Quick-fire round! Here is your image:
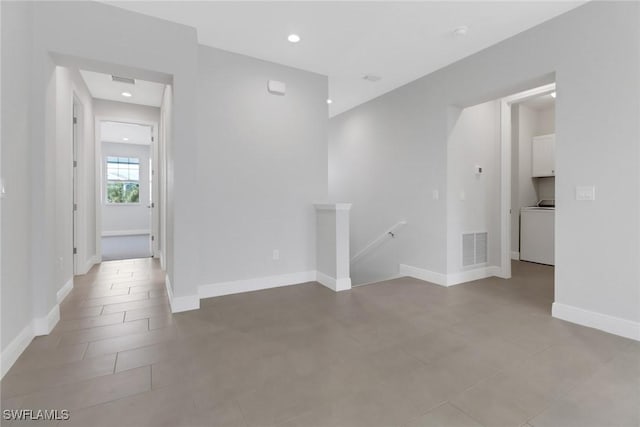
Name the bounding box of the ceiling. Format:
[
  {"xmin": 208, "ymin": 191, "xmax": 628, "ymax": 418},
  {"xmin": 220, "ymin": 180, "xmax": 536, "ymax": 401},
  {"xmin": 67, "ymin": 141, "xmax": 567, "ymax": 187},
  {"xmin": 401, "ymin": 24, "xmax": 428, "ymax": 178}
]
[
  {"xmin": 80, "ymin": 69, "xmax": 165, "ymax": 108},
  {"xmin": 105, "ymin": 1, "xmax": 585, "ymax": 116},
  {"xmin": 101, "ymin": 121, "xmax": 153, "ymax": 145},
  {"xmin": 520, "ymin": 93, "xmax": 556, "ymax": 111}
]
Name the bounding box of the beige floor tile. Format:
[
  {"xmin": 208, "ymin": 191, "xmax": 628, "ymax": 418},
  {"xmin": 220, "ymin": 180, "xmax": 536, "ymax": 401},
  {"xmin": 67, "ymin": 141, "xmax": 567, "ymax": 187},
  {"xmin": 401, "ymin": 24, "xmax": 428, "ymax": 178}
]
[
  {"xmin": 404, "ymin": 403, "xmax": 484, "ymax": 427},
  {"xmin": 53, "ymin": 311, "xmax": 125, "ymax": 333},
  {"xmin": 4, "ymin": 259, "xmax": 636, "ymax": 427},
  {"xmin": 57, "ymin": 318, "xmax": 148, "ymax": 345},
  {"xmin": 8, "ymin": 366, "xmax": 150, "ymax": 412},
  {"xmin": 1, "ymin": 354, "xmax": 117, "ymax": 398}
]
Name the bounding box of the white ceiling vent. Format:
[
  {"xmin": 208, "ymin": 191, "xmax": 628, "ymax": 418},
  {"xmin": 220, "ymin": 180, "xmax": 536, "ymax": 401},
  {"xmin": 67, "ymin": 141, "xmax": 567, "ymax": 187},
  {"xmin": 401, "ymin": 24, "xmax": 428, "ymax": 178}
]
[
  {"xmin": 462, "ymin": 232, "xmax": 488, "ymax": 267},
  {"xmin": 112, "ymin": 75, "xmax": 135, "ymax": 85},
  {"xmin": 362, "ymin": 74, "xmax": 382, "ymax": 82}
]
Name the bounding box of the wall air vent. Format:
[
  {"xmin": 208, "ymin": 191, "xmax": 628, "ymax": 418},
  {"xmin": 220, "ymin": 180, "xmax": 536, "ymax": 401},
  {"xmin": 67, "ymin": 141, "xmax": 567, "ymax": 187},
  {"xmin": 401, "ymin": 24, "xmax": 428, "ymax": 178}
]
[
  {"xmin": 462, "ymin": 232, "xmax": 488, "ymax": 267},
  {"xmin": 362, "ymin": 74, "xmax": 382, "ymax": 82},
  {"xmin": 112, "ymin": 75, "xmax": 135, "ymax": 85}
]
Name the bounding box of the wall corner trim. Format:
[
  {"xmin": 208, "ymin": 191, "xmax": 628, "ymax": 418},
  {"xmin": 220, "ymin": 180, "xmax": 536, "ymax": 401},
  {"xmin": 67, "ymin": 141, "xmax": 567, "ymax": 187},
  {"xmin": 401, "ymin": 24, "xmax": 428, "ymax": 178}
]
[
  {"xmin": 552, "ymin": 302, "xmax": 640, "ymax": 341},
  {"xmin": 510, "ymin": 251, "xmax": 520, "ymax": 261},
  {"xmin": 165, "ymin": 274, "xmax": 200, "ymax": 313},
  {"xmin": 2, "ymin": 303, "xmax": 62, "ymax": 378},
  {"xmin": 399, "ymin": 264, "xmax": 500, "ymax": 287},
  {"xmin": 399, "ymin": 264, "xmax": 448, "ymax": 286},
  {"xmin": 32, "ymin": 305, "xmax": 61, "ymax": 336},
  {"xmin": 57, "ymin": 278, "xmax": 74, "ymax": 303},
  {"xmin": 316, "ymin": 271, "xmax": 351, "ymax": 292},
  {"xmin": 1, "ymin": 323, "xmax": 34, "ymax": 379}
]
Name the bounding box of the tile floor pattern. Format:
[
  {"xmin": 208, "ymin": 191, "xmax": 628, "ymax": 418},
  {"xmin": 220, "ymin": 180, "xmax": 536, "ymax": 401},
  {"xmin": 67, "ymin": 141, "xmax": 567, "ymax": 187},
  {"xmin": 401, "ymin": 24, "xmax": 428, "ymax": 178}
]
[{"xmin": 1, "ymin": 259, "xmax": 639, "ymax": 427}]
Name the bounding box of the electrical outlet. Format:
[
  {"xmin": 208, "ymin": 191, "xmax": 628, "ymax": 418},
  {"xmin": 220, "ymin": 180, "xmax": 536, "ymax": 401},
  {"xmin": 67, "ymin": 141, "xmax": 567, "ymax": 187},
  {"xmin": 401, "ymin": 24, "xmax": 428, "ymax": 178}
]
[{"xmin": 272, "ymin": 250, "xmax": 279, "ymax": 261}]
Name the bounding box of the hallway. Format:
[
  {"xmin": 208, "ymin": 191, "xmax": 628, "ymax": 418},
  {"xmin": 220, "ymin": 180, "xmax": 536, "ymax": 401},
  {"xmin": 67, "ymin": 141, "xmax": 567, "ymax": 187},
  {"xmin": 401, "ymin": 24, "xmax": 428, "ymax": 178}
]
[{"xmin": 1, "ymin": 260, "xmax": 638, "ymax": 426}]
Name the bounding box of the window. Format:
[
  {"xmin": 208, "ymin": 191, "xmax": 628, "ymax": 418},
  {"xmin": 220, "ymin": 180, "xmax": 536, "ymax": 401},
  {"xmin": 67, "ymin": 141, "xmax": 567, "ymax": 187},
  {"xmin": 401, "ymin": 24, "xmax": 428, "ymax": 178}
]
[{"xmin": 106, "ymin": 156, "xmax": 140, "ymax": 203}]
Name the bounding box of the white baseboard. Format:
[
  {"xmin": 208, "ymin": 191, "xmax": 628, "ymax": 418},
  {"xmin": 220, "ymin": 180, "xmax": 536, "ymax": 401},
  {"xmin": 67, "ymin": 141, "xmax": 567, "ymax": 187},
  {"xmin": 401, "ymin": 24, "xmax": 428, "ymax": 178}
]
[
  {"xmin": 57, "ymin": 278, "xmax": 74, "ymax": 303},
  {"xmin": 102, "ymin": 230, "xmax": 150, "ymax": 237},
  {"xmin": 399, "ymin": 264, "xmax": 500, "ymax": 287},
  {"xmin": 32, "ymin": 304, "xmax": 60, "ymax": 336},
  {"xmin": 399, "ymin": 264, "xmax": 447, "ymax": 286},
  {"xmin": 1, "ymin": 322, "xmax": 34, "ymax": 378},
  {"xmin": 316, "ymin": 272, "xmax": 351, "ymax": 292},
  {"xmin": 552, "ymin": 302, "xmax": 640, "ymax": 341},
  {"xmin": 81, "ymin": 254, "xmax": 99, "ymax": 275},
  {"xmin": 447, "ymin": 266, "xmax": 501, "ymax": 286},
  {"xmin": 165, "ymin": 274, "xmax": 200, "ymax": 313},
  {"xmin": 199, "ymin": 271, "xmax": 317, "ymax": 299},
  {"xmin": 511, "ymin": 251, "xmax": 520, "ymax": 260},
  {"xmin": 1, "ymin": 302, "xmax": 63, "ymax": 378}
]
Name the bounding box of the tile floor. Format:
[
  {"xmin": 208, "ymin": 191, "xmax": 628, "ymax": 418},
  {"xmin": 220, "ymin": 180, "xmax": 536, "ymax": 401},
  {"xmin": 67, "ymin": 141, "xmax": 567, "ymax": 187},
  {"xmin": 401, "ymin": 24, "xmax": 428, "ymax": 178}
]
[{"xmin": 1, "ymin": 259, "xmax": 638, "ymax": 427}]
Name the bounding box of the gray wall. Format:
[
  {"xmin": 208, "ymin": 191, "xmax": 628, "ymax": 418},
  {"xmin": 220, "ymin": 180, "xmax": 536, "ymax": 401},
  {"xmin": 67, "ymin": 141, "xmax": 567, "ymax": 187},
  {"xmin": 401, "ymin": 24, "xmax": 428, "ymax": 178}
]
[
  {"xmin": 196, "ymin": 46, "xmax": 328, "ymax": 285},
  {"xmin": 330, "ymin": 1, "xmax": 640, "ymax": 324}
]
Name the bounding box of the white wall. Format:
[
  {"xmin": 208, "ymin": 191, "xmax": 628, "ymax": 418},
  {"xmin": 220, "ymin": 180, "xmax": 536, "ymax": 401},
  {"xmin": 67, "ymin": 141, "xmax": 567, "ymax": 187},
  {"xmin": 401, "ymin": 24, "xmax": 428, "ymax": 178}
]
[
  {"xmin": 330, "ymin": 2, "xmax": 640, "ymax": 335},
  {"xmin": 1, "ymin": 1, "xmax": 33, "ymax": 354},
  {"xmin": 446, "ymin": 101, "xmax": 501, "ymax": 274},
  {"xmin": 196, "ymin": 46, "xmax": 328, "ymax": 287},
  {"xmin": 28, "ymin": 1, "xmax": 199, "ymax": 305},
  {"xmin": 101, "ymin": 142, "xmax": 151, "ymax": 234},
  {"xmin": 55, "ymin": 66, "xmax": 96, "ymax": 284},
  {"xmin": 93, "ymin": 99, "xmax": 160, "ymax": 126},
  {"xmin": 511, "ymin": 104, "xmax": 542, "ymax": 253},
  {"xmin": 159, "ymin": 86, "xmax": 172, "ymax": 273}
]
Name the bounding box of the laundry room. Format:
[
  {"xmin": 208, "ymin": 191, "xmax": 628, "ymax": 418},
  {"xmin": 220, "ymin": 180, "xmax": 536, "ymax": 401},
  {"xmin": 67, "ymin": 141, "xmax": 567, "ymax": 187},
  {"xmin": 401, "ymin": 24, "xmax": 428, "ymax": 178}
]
[{"xmin": 511, "ymin": 90, "xmax": 556, "ymax": 266}]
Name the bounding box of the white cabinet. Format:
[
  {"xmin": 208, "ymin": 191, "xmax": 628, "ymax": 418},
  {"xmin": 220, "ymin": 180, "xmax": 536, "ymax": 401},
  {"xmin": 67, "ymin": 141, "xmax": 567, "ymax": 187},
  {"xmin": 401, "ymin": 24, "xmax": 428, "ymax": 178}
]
[{"xmin": 532, "ymin": 134, "xmax": 555, "ymax": 177}]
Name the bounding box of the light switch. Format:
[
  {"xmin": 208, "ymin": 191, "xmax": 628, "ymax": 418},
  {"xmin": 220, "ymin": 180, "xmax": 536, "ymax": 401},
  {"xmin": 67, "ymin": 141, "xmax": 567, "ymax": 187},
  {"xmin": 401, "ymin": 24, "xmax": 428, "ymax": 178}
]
[
  {"xmin": 576, "ymin": 186, "xmax": 595, "ymax": 201},
  {"xmin": 460, "ymin": 191, "xmax": 466, "ymax": 201},
  {"xmin": 432, "ymin": 190, "xmax": 439, "ymax": 200}
]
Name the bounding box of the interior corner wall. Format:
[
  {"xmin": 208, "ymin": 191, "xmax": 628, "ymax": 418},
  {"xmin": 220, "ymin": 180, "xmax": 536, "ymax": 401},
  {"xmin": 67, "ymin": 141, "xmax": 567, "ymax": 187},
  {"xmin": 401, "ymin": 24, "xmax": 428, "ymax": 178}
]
[
  {"xmin": 196, "ymin": 46, "xmax": 328, "ymax": 287},
  {"xmin": 446, "ymin": 100, "xmax": 501, "ymax": 274},
  {"xmin": 1, "ymin": 0, "xmax": 34, "ymax": 353},
  {"xmin": 329, "ymin": 1, "xmax": 640, "ymax": 328}
]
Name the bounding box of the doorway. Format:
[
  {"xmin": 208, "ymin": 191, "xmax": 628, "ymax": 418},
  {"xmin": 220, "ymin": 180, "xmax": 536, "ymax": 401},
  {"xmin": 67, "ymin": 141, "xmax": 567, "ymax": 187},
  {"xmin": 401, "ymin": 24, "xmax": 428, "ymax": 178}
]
[
  {"xmin": 99, "ymin": 120, "xmax": 157, "ymax": 261},
  {"xmin": 500, "ymin": 83, "xmax": 556, "ymax": 274}
]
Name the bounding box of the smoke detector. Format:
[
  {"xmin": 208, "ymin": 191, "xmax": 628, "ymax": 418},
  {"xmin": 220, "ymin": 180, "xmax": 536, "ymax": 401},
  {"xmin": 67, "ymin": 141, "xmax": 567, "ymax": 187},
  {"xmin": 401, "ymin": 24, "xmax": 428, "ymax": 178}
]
[
  {"xmin": 362, "ymin": 74, "xmax": 382, "ymax": 82},
  {"xmin": 453, "ymin": 26, "xmax": 469, "ymax": 37}
]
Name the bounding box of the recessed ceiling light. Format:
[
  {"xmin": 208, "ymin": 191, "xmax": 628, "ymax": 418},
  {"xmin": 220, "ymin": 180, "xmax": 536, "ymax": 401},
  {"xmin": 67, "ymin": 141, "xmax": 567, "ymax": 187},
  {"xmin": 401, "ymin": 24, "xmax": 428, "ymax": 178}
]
[
  {"xmin": 123, "ymin": 137, "xmax": 129, "ymax": 141},
  {"xmin": 550, "ymin": 92, "xmax": 556, "ymax": 98},
  {"xmin": 287, "ymin": 34, "xmax": 301, "ymax": 43},
  {"xmin": 326, "ymin": 99, "xmax": 333, "ymax": 104},
  {"xmin": 121, "ymin": 91, "xmax": 132, "ymax": 97},
  {"xmin": 453, "ymin": 26, "xmax": 469, "ymax": 37}
]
